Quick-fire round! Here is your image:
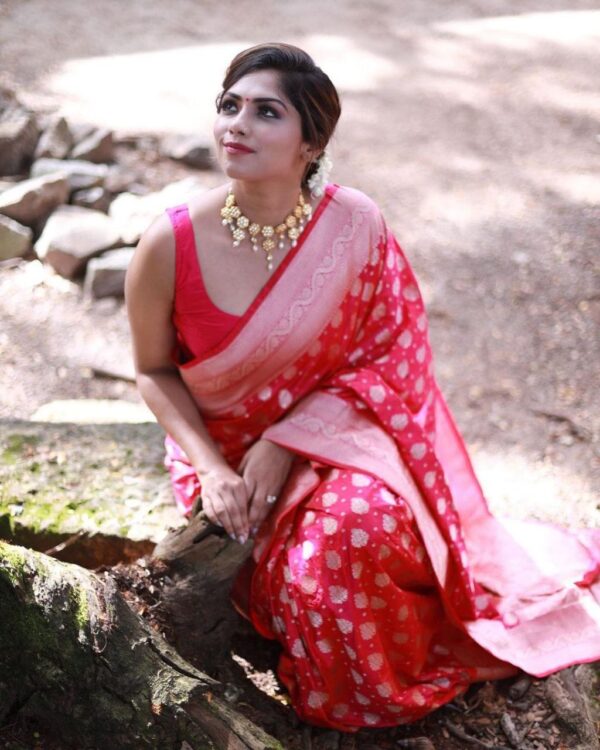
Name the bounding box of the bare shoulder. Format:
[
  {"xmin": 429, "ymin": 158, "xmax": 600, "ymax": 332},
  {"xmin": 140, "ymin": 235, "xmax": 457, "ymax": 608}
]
[
  {"xmin": 126, "ymin": 211, "xmax": 177, "ymax": 301},
  {"xmin": 186, "ymin": 183, "xmax": 229, "ymax": 225},
  {"xmin": 133, "ymin": 211, "xmax": 174, "ymax": 267},
  {"xmin": 127, "ymin": 185, "xmax": 229, "ymax": 295},
  {"xmin": 135, "ymin": 183, "xmax": 226, "ymax": 261}
]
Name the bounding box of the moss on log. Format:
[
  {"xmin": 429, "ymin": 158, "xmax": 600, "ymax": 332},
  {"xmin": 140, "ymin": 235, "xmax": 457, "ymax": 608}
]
[{"xmin": 0, "ymin": 541, "xmax": 283, "ymax": 750}]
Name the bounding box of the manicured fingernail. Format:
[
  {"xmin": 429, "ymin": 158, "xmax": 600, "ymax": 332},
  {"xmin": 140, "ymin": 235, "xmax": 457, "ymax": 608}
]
[
  {"xmin": 229, "ymin": 533, "xmax": 236, "ymax": 541},
  {"xmin": 238, "ymin": 534, "xmax": 247, "ymax": 544},
  {"xmin": 251, "ymin": 526, "xmax": 258, "ymax": 536}
]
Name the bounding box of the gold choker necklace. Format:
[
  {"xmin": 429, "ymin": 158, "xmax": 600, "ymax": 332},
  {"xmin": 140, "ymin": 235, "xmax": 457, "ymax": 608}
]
[{"xmin": 220, "ymin": 186, "xmax": 313, "ymax": 271}]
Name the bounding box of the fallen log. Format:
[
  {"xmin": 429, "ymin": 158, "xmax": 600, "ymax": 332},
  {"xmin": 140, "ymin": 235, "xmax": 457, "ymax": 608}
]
[
  {"xmin": 151, "ymin": 512, "xmax": 254, "ymax": 672},
  {"xmin": 0, "ymin": 540, "xmax": 283, "ymax": 750}
]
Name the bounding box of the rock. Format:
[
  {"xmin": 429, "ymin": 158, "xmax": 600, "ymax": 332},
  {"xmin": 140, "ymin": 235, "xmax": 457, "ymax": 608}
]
[
  {"xmin": 162, "ymin": 134, "xmax": 214, "ymax": 169},
  {"xmin": 70, "ymin": 127, "xmax": 114, "ymax": 163},
  {"xmin": 68, "ymin": 121, "xmax": 96, "ymax": 144},
  {"xmin": 84, "ymin": 246, "xmax": 135, "ymax": 298},
  {"xmin": 30, "ymin": 399, "xmax": 154, "ymax": 423},
  {"xmin": 33, "ymin": 115, "xmax": 73, "ymax": 160},
  {"xmin": 0, "ymin": 172, "xmax": 69, "ymax": 228},
  {"xmin": 0, "ymin": 214, "xmax": 33, "ymax": 260},
  {"xmin": 0, "ymin": 419, "xmax": 182, "ymax": 569},
  {"xmin": 109, "ymin": 177, "xmax": 204, "ymax": 244},
  {"xmin": 104, "ymin": 165, "xmax": 140, "ymax": 194},
  {"xmin": 0, "ymin": 178, "xmax": 20, "ymax": 192},
  {"xmin": 0, "ymin": 97, "xmax": 40, "ymax": 175},
  {"xmin": 71, "ymin": 185, "xmax": 111, "ymax": 212},
  {"xmin": 113, "ymin": 132, "xmax": 160, "ymax": 150},
  {"xmin": 127, "ymin": 182, "xmax": 151, "ymax": 196},
  {"xmin": 0, "ymin": 86, "xmax": 15, "ymax": 110},
  {"xmin": 31, "ymin": 157, "xmax": 108, "ymax": 191},
  {"xmin": 35, "ymin": 204, "xmax": 122, "ymax": 278}
]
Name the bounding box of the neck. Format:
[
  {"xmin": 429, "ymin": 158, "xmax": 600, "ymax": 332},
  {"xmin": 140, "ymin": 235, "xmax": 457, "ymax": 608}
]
[{"xmin": 230, "ymin": 178, "xmax": 308, "ymax": 226}]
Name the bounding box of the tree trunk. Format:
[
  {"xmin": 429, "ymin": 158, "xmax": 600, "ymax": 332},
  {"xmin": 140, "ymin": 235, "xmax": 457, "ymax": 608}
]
[
  {"xmin": 151, "ymin": 513, "xmax": 255, "ymax": 673},
  {"xmin": 0, "ymin": 540, "xmax": 283, "ymax": 750}
]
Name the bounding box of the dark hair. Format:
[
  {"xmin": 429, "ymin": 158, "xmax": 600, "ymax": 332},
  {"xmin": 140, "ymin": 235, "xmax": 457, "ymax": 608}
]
[{"xmin": 216, "ymin": 43, "xmax": 341, "ymax": 186}]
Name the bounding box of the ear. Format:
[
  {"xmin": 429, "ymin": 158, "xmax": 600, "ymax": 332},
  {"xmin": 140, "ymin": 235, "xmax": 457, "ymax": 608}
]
[{"xmin": 301, "ymin": 143, "xmax": 317, "ymax": 162}]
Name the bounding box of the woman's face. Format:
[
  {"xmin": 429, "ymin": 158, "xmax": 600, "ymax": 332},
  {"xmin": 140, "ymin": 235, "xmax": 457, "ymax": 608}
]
[{"xmin": 213, "ymin": 69, "xmax": 312, "ymax": 185}]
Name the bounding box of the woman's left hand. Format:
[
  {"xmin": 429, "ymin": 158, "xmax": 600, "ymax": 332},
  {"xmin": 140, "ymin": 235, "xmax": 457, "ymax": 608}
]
[{"xmin": 237, "ymin": 438, "xmax": 296, "ymax": 536}]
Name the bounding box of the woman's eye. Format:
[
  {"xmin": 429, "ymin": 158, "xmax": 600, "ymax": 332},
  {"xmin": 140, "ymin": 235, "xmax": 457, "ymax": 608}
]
[
  {"xmin": 259, "ymin": 106, "xmax": 278, "ymax": 118},
  {"xmin": 219, "ymin": 99, "xmax": 278, "ymax": 119}
]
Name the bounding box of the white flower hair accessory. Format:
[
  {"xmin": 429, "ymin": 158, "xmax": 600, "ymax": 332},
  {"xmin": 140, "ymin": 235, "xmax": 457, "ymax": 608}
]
[{"xmin": 307, "ymin": 149, "xmax": 333, "ymax": 198}]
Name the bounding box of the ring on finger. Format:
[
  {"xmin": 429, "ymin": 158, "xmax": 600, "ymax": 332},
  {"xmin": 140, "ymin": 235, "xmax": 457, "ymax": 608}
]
[{"xmin": 266, "ymin": 494, "xmax": 278, "ymax": 505}]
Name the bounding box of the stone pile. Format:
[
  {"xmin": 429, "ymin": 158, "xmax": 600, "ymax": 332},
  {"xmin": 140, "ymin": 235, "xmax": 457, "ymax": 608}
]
[{"xmin": 0, "ymin": 86, "xmax": 214, "ymax": 297}]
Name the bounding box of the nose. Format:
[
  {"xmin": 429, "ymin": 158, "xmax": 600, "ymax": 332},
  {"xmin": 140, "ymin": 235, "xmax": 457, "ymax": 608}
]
[{"xmin": 228, "ymin": 103, "xmax": 249, "ymax": 135}]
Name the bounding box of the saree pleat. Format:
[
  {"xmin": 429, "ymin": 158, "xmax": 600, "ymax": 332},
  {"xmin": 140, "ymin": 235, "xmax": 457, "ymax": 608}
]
[{"xmin": 164, "ymin": 183, "xmax": 600, "ymax": 730}]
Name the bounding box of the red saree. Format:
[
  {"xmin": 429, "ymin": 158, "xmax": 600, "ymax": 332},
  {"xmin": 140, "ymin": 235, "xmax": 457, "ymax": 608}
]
[{"xmin": 164, "ymin": 183, "xmax": 600, "ymax": 731}]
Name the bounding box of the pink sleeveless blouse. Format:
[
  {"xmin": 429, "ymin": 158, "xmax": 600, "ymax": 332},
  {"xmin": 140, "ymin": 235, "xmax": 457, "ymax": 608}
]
[{"xmin": 167, "ymin": 204, "xmax": 241, "ymax": 361}]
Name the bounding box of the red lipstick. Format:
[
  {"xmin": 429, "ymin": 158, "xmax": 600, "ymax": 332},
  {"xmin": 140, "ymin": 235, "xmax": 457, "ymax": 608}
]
[{"xmin": 223, "ymin": 141, "xmax": 254, "ymax": 154}]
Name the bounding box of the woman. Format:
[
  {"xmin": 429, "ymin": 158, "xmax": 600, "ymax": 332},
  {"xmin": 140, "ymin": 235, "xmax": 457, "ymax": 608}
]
[{"xmin": 126, "ymin": 43, "xmax": 600, "ymax": 732}]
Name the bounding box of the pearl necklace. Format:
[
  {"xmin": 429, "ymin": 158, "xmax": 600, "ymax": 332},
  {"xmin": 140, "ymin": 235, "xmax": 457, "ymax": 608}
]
[{"xmin": 220, "ymin": 186, "xmax": 313, "ymax": 271}]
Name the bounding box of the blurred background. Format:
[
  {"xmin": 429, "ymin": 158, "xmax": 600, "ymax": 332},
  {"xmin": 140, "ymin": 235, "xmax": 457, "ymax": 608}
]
[{"xmin": 1, "ymin": 0, "xmax": 598, "ymax": 529}]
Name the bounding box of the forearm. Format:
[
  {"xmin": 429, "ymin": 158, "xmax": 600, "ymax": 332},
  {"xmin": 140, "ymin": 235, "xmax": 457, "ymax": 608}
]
[{"xmin": 136, "ymin": 369, "xmax": 227, "ymax": 477}]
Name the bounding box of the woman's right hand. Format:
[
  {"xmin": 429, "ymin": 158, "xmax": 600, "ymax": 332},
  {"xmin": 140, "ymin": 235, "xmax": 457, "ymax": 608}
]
[{"xmin": 198, "ymin": 465, "xmax": 250, "ymax": 543}]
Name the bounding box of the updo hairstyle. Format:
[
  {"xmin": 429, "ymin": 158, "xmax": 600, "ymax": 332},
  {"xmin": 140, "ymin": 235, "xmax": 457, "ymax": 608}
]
[{"xmin": 216, "ymin": 43, "xmax": 341, "ymax": 186}]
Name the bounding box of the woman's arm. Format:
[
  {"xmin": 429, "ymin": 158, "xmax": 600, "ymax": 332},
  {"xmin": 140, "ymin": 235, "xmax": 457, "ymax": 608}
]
[{"xmin": 124, "ymin": 214, "xmax": 250, "ymax": 539}]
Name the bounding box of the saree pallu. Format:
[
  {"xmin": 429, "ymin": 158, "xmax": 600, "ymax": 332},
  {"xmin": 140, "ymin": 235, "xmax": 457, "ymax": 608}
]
[{"xmin": 165, "ymin": 183, "xmax": 600, "ymax": 731}]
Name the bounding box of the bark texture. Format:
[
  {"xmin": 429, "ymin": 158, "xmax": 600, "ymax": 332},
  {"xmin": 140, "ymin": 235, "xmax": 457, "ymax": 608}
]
[
  {"xmin": 0, "ymin": 541, "xmax": 282, "ymax": 750},
  {"xmin": 152, "ymin": 512, "xmax": 254, "ymax": 673}
]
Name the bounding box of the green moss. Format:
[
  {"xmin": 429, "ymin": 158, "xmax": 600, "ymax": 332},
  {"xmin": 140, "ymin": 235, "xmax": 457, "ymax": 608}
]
[
  {"xmin": 1, "ymin": 433, "xmax": 39, "ymax": 464},
  {"xmin": 0, "ymin": 544, "xmax": 89, "ymax": 649},
  {"xmin": 70, "ymin": 584, "xmax": 89, "ymax": 631},
  {"xmin": 0, "ymin": 541, "xmax": 29, "ymax": 585},
  {"xmin": 0, "ymin": 545, "xmax": 56, "ymax": 658},
  {"xmin": 0, "ymin": 421, "xmax": 182, "ymax": 553}
]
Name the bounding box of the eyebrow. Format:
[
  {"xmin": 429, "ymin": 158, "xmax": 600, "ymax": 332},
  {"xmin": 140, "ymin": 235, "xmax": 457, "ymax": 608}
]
[{"xmin": 225, "ymin": 92, "xmax": 288, "ymax": 111}]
